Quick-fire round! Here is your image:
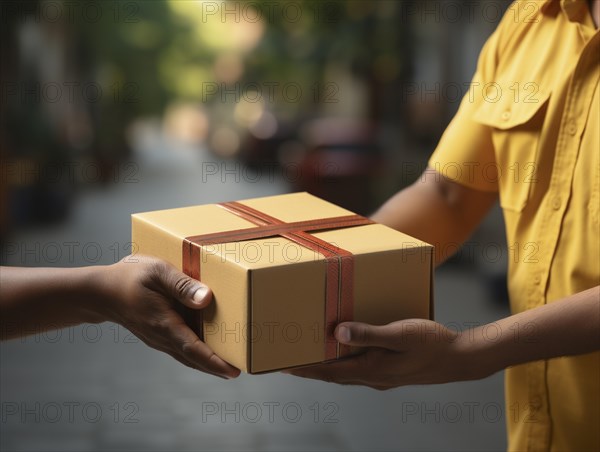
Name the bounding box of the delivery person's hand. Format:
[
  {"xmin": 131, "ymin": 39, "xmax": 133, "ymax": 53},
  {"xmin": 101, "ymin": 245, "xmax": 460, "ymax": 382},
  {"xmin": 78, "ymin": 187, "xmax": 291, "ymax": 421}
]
[
  {"xmin": 0, "ymin": 256, "xmax": 241, "ymax": 380},
  {"xmin": 284, "ymin": 285, "xmax": 600, "ymax": 389},
  {"xmin": 282, "ymin": 319, "xmax": 491, "ymax": 390}
]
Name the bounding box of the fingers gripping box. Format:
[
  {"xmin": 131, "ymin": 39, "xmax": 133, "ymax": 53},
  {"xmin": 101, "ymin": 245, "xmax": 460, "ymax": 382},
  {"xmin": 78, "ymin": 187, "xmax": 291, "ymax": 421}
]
[{"xmin": 132, "ymin": 192, "xmax": 434, "ymax": 373}]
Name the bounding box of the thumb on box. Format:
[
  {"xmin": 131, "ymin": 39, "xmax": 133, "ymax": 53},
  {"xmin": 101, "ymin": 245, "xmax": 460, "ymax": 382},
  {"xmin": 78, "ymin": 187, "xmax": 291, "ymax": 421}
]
[
  {"xmin": 334, "ymin": 322, "xmax": 395, "ymax": 349},
  {"xmin": 158, "ymin": 265, "xmax": 212, "ymax": 309},
  {"xmin": 185, "ymin": 283, "xmax": 212, "ymax": 309}
]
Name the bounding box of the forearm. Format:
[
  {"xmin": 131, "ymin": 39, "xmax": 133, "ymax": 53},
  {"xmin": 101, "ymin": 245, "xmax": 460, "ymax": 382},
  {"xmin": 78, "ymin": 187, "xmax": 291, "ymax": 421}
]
[
  {"xmin": 372, "ymin": 180, "xmax": 466, "ymax": 255},
  {"xmin": 372, "ymin": 168, "xmax": 497, "ymax": 264},
  {"xmin": 465, "ymin": 286, "xmax": 600, "ymax": 376},
  {"xmin": 0, "ymin": 266, "xmax": 108, "ymax": 340}
]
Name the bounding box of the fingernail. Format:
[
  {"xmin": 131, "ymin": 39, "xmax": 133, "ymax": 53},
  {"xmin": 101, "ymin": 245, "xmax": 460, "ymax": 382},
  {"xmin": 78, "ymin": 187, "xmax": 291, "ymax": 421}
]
[
  {"xmin": 336, "ymin": 325, "xmax": 351, "ymax": 343},
  {"xmin": 192, "ymin": 286, "xmax": 209, "ymax": 304}
]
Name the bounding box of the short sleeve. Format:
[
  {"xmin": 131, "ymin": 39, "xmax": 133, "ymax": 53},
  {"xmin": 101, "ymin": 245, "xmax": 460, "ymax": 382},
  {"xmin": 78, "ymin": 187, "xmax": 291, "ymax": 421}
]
[{"xmin": 427, "ymin": 21, "xmax": 505, "ymax": 192}]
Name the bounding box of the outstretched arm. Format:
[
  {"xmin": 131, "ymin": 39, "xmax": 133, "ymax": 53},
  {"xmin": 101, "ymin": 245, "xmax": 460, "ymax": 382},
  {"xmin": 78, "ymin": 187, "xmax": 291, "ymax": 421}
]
[
  {"xmin": 284, "ymin": 169, "xmax": 598, "ymax": 388},
  {"xmin": 0, "ymin": 256, "xmax": 240, "ymax": 379},
  {"xmin": 285, "ymin": 286, "xmax": 600, "ymax": 390}
]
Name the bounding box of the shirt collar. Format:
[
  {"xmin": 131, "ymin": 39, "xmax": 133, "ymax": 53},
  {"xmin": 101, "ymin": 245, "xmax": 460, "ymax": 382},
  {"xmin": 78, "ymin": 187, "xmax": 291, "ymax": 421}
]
[
  {"xmin": 541, "ymin": 0, "xmax": 590, "ymax": 22},
  {"xmin": 543, "ymin": 0, "xmax": 598, "ymax": 40}
]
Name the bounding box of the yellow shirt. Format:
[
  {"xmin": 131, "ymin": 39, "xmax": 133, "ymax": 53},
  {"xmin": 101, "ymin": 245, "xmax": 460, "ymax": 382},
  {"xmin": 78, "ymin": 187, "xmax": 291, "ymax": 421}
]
[{"xmin": 428, "ymin": 0, "xmax": 600, "ymax": 450}]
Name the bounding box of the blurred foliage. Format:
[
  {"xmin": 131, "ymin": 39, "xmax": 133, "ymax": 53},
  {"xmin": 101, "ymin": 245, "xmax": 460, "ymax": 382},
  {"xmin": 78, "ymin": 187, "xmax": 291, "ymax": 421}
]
[
  {"xmin": 79, "ymin": 1, "xmax": 175, "ymax": 116},
  {"xmin": 83, "ymin": 0, "xmax": 409, "ymax": 116},
  {"xmin": 2, "ymin": 0, "xmax": 412, "ymax": 161}
]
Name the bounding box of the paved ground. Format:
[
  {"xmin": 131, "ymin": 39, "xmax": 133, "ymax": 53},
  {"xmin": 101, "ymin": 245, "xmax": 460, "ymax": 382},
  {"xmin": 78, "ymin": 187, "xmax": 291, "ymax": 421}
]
[{"xmin": 1, "ymin": 130, "xmax": 510, "ymax": 451}]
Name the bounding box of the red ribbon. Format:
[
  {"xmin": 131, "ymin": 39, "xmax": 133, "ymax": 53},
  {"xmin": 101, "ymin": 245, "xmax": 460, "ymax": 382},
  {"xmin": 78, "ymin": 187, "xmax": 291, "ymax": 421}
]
[{"xmin": 182, "ymin": 201, "xmax": 374, "ymax": 360}]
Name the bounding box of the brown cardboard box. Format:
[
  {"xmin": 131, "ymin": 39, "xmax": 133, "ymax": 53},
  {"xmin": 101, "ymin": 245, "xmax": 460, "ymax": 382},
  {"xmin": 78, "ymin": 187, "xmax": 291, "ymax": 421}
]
[{"xmin": 132, "ymin": 192, "xmax": 433, "ymax": 373}]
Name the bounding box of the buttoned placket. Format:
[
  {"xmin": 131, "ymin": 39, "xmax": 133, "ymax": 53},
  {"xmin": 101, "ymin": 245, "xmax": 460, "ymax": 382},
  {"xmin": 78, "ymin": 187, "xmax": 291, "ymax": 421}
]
[{"xmin": 525, "ymin": 30, "xmax": 600, "ymax": 451}]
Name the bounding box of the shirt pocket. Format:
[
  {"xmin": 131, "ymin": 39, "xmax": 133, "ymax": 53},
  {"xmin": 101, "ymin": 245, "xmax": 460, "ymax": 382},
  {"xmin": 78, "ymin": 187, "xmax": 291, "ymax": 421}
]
[{"xmin": 472, "ymin": 87, "xmax": 551, "ymax": 212}]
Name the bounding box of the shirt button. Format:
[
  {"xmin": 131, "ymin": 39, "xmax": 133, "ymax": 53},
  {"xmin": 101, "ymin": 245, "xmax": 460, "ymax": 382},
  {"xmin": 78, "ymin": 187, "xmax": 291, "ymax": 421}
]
[
  {"xmin": 501, "ymin": 110, "xmax": 511, "ymax": 121},
  {"xmin": 551, "ymin": 196, "xmax": 562, "ymax": 210},
  {"xmin": 533, "ymin": 275, "xmax": 541, "ymax": 285},
  {"xmin": 567, "ymin": 121, "xmax": 577, "ymax": 135},
  {"xmin": 530, "ymin": 396, "xmax": 542, "ymax": 410}
]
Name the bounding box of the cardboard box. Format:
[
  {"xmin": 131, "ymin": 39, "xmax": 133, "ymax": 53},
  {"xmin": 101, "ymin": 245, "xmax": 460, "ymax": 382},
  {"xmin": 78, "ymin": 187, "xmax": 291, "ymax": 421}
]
[{"xmin": 132, "ymin": 192, "xmax": 433, "ymax": 373}]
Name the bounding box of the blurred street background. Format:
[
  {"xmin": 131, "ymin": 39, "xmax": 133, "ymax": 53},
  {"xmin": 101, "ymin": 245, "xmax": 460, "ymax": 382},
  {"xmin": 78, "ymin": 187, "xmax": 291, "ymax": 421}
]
[{"xmin": 2, "ymin": 1, "xmax": 512, "ymax": 450}]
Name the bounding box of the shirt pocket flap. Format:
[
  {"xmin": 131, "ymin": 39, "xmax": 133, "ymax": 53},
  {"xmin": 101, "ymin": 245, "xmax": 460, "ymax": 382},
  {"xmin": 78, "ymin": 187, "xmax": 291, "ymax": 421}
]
[
  {"xmin": 471, "ymin": 86, "xmax": 551, "ymax": 212},
  {"xmin": 472, "ymin": 87, "xmax": 551, "ymax": 130}
]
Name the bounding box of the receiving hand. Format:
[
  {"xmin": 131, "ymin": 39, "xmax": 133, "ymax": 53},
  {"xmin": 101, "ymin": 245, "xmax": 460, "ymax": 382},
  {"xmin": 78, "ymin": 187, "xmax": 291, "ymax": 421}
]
[{"xmin": 99, "ymin": 255, "xmax": 240, "ymax": 379}]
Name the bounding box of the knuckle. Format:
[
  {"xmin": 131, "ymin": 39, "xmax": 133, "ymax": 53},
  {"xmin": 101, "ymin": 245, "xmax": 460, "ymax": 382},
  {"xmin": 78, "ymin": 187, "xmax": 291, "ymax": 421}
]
[
  {"xmin": 144, "ymin": 258, "xmax": 169, "ymax": 286},
  {"xmin": 181, "ymin": 338, "xmax": 200, "ymax": 356},
  {"xmin": 354, "ymin": 325, "xmax": 370, "ymax": 343},
  {"xmin": 148, "ymin": 257, "xmax": 167, "ymax": 275},
  {"xmin": 144, "ymin": 310, "xmax": 170, "ymax": 328},
  {"xmin": 151, "ymin": 317, "xmax": 170, "ymax": 333}
]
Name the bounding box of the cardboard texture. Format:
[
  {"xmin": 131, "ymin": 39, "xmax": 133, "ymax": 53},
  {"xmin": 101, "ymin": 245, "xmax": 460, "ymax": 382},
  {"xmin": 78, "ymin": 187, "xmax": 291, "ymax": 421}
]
[{"xmin": 131, "ymin": 192, "xmax": 434, "ymax": 373}]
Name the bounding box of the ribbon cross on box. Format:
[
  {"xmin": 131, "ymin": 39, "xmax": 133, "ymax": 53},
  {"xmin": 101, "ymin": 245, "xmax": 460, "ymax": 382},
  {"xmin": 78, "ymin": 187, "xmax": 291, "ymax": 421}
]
[{"xmin": 182, "ymin": 201, "xmax": 374, "ymax": 359}]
